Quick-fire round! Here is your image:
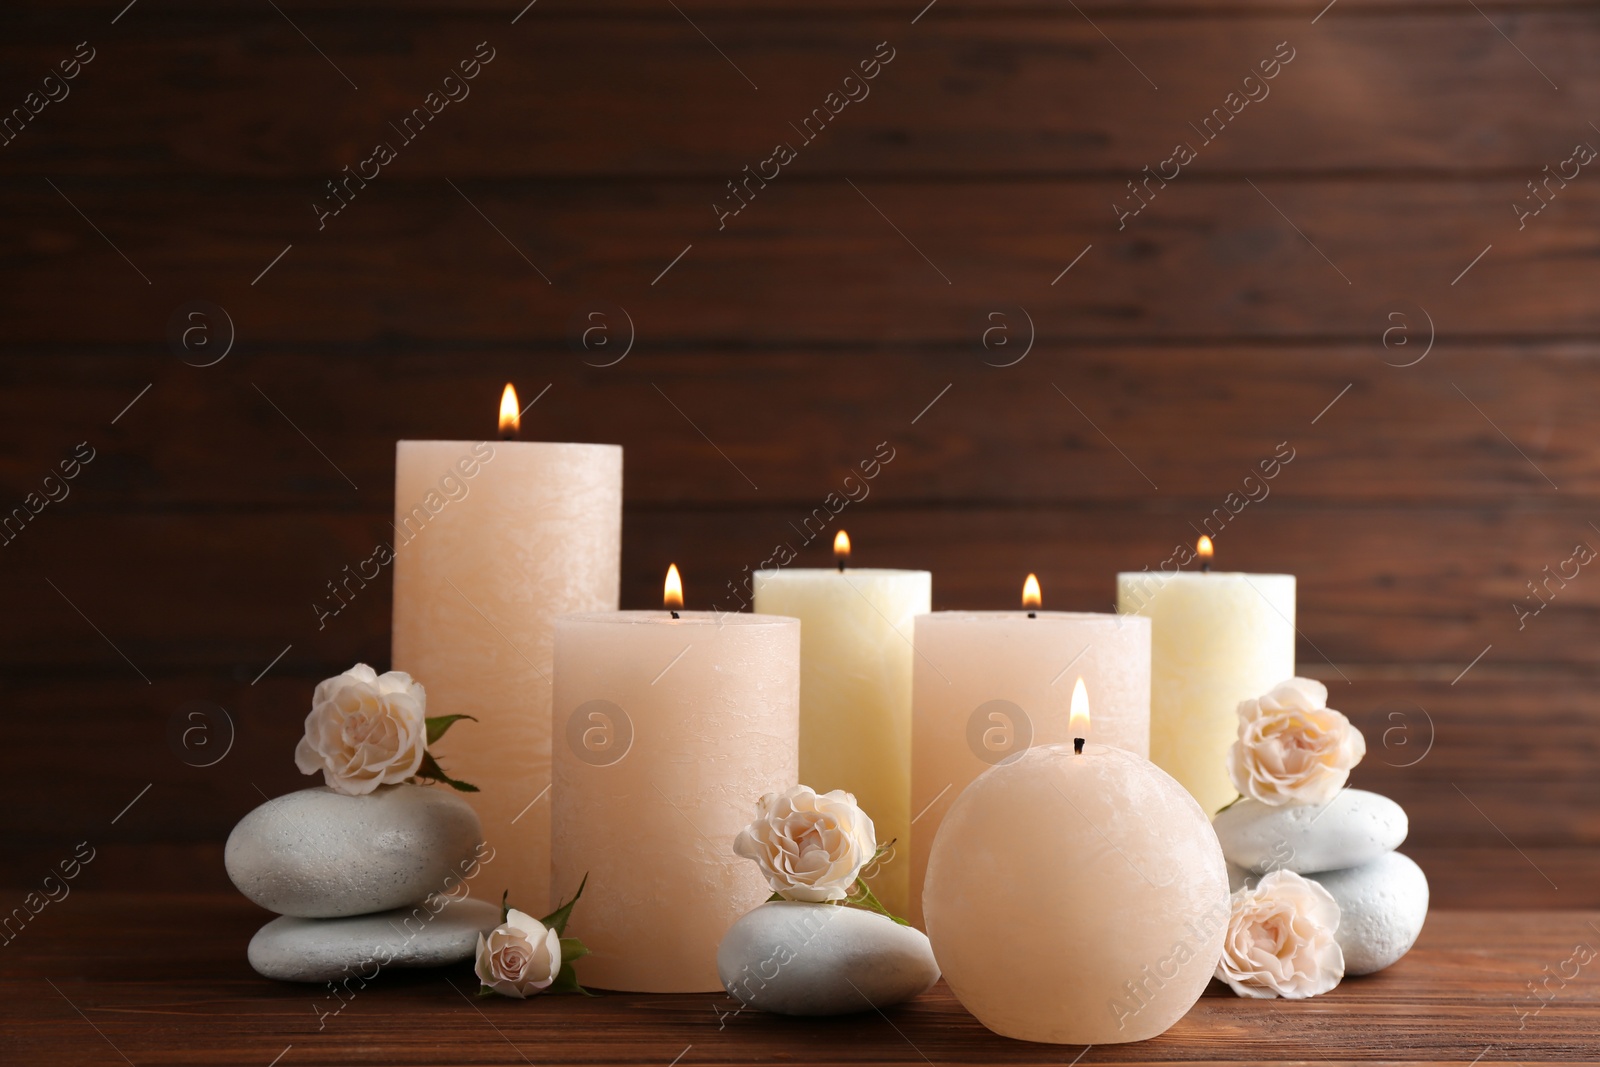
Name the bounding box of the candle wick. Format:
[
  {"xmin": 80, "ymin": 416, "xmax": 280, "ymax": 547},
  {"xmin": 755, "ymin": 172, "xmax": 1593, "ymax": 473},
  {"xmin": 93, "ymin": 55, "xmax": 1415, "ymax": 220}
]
[
  {"xmin": 1200, "ymin": 562, "xmax": 1210, "ymax": 573},
  {"xmin": 837, "ymin": 560, "xmax": 845, "ymax": 573},
  {"xmin": 1073, "ymin": 737, "xmax": 1084, "ymax": 754},
  {"xmin": 1027, "ymin": 611, "xmax": 1037, "ymax": 619},
  {"xmin": 669, "ymin": 610, "xmax": 680, "ymax": 620},
  {"xmin": 500, "ymin": 427, "xmax": 519, "ymax": 442}
]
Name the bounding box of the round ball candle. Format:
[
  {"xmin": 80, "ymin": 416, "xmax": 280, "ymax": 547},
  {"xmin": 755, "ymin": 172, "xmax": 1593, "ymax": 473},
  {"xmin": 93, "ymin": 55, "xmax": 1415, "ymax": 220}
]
[
  {"xmin": 1117, "ymin": 538, "xmax": 1295, "ymax": 816},
  {"xmin": 751, "ymin": 531, "xmax": 931, "ymax": 917},
  {"xmin": 923, "ymin": 687, "xmax": 1228, "ymax": 1045},
  {"xmin": 909, "ymin": 576, "xmax": 1150, "ymax": 927},
  {"xmin": 391, "ymin": 385, "xmax": 620, "ymax": 912},
  {"xmin": 551, "ymin": 567, "xmax": 800, "ymax": 992}
]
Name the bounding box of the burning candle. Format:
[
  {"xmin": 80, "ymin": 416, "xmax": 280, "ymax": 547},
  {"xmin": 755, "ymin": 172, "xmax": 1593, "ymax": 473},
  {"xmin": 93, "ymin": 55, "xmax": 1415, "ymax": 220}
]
[
  {"xmin": 391, "ymin": 383, "xmax": 621, "ymax": 912},
  {"xmin": 750, "ymin": 531, "xmax": 931, "ymax": 917},
  {"xmin": 908, "ymin": 575, "xmax": 1150, "ymax": 926},
  {"xmin": 551, "ymin": 565, "xmax": 800, "ymax": 992},
  {"xmin": 1117, "ymin": 537, "xmax": 1296, "ymax": 815},
  {"xmin": 923, "ymin": 683, "xmax": 1229, "ymax": 1044}
]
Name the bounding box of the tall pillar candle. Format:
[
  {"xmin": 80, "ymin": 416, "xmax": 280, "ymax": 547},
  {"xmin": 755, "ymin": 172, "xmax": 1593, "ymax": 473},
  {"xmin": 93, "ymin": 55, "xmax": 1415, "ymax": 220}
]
[
  {"xmin": 751, "ymin": 533, "xmax": 930, "ymax": 918},
  {"xmin": 391, "ymin": 395, "xmax": 620, "ymax": 913},
  {"xmin": 552, "ymin": 587, "xmax": 800, "ymax": 992},
  {"xmin": 909, "ymin": 580, "xmax": 1150, "ymax": 926},
  {"xmin": 1117, "ymin": 542, "xmax": 1295, "ymax": 816}
]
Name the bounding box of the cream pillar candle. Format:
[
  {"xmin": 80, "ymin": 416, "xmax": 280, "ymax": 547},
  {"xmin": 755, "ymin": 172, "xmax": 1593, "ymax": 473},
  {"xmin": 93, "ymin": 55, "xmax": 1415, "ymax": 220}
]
[
  {"xmin": 751, "ymin": 531, "xmax": 931, "ymax": 918},
  {"xmin": 551, "ymin": 569, "xmax": 800, "ymax": 993},
  {"xmin": 1117, "ymin": 539, "xmax": 1295, "ymax": 816},
  {"xmin": 391, "ymin": 386, "xmax": 621, "ymax": 913},
  {"xmin": 923, "ymin": 689, "xmax": 1228, "ymax": 1044},
  {"xmin": 909, "ymin": 577, "xmax": 1150, "ymax": 926}
]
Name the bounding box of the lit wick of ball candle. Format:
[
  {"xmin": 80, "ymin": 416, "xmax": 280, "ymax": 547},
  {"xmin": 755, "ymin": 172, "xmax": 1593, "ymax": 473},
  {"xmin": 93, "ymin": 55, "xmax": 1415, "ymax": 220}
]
[
  {"xmin": 1071, "ymin": 676, "xmax": 1089, "ymax": 755},
  {"xmin": 1197, "ymin": 534, "xmax": 1213, "ymax": 573},
  {"xmin": 664, "ymin": 563, "xmax": 683, "ymax": 619},
  {"xmin": 498, "ymin": 383, "xmax": 520, "ymax": 441},
  {"xmin": 1023, "ymin": 572, "xmax": 1041, "ymax": 619},
  {"xmin": 834, "ymin": 529, "xmax": 850, "ymax": 573}
]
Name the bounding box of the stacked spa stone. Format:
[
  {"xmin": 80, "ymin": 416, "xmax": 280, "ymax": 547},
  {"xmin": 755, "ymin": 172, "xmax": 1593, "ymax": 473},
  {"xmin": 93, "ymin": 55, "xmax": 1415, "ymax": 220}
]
[
  {"xmin": 717, "ymin": 901, "xmax": 940, "ymax": 1015},
  {"xmin": 1214, "ymin": 789, "xmax": 1429, "ymax": 975},
  {"xmin": 226, "ymin": 784, "xmax": 500, "ymax": 982}
]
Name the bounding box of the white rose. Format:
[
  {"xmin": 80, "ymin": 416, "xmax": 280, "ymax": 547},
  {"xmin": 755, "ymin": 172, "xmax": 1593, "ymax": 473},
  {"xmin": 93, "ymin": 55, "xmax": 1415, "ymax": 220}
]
[
  {"xmin": 294, "ymin": 663, "xmax": 428, "ymax": 796},
  {"xmin": 1227, "ymin": 677, "xmax": 1366, "ymax": 807},
  {"xmin": 733, "ymin": 785, "xmax": 876, "ymax": 903},
  {"xmin": 475, "ymin": 909, "xmax": 562, "ymax": 998},
  {"xmin": 1216, "ymin": 869, "xmax": 1344, "ymax": 999}
]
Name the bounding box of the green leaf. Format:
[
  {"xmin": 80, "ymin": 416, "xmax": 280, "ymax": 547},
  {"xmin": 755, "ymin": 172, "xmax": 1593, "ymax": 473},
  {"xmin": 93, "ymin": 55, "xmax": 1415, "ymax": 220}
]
[
  {"xmin": 1213, "ymin": 793, "xmax": 1243, "ymax": 816},
  {"xmin": 559, "ymin": 937, "xmax": 590, "ymax": 964},
  {"xmin": 540, "ymin": 872, "xmax": 588, "ymax": 936},
  {"xmin": 548, "ymin": 962, "xmax": 595, "ymax": 996},
  {"xmin": 500, "ymin": 889, "xmax": 510, "ymax": 926},
  {"xmin": 847, "ymin": 877, "xmax": 909, "ymax": 926},
  {"xmin": 765, "ymin": 892, "xmax": 786, "ymax": 903},
  {"xmin": 476, "ymin": 984, "xmax": 497, "ymax": 998},
  {"xmin": 415, "ymin": 751, "xmax": 479, "ymax": 793},
  {"xmin": 425, "ymin": 714, "xmax": 478, "ymax": 745}
]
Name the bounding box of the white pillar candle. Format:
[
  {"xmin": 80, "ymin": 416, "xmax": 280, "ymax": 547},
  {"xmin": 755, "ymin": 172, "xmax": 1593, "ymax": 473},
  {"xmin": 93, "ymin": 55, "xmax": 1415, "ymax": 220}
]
[
  {"xmin": 751, "ymin": 532, "xmax": 931, "ymax": 918},
  {"xmin": 551, "ymin": 570, "xmax": 800, "ymax": 993},
  {"xmin": 909, "ymin": 578, "xmax": 1150, "ymax": 926},
  {"xmin": 391, "ymin": 387, "xmax": 621, "ymax": 912},
  {"xmin": 1117, "ymin": 540, "xmax": 1295, "ymax": 816}
]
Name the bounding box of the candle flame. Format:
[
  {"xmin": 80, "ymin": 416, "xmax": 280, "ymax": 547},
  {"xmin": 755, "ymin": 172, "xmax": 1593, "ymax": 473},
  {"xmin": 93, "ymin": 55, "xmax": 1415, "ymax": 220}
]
[
  {"xmin": 663, "ymin": 563, "xmax": 684, "ymax": 609},
  {"xmin": 1022, "ymin": 573, "xmax": 1042, "ymax": 609},
  {"xmin": 498, "ymin": 383, "xmax": 520, "ymax": 438},
  {"xmin": 1070, "ymin": 677, "xmax": 1090, "ymax": 734},
  {"xmin": 834, "ymin": 530, "xmax": 851, "ymax": 565},
  {"xmin": 1196, "ymin": 535, "xmax": 1214, "ymax": 562}
]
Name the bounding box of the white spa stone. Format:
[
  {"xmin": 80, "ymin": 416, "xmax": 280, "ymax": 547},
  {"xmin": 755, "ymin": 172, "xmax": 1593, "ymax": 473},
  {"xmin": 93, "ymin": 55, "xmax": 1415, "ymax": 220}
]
[
  {"xmin": 716, "ymin": 901, "xmax": 940, "ymax": 1015},
  {"xmin": 1212, "ymin": 789, "xmax": 1407, "ymax": 874},
  {"xmin": 1227, "ymin": 861, "xmax": 1254, "ymax": 893},
  {"xmin": 248, "ymin": 896, "xmax": 501, "ymax": 982},
  {"xmin": 1311, "ymin": 852, "xmax": 1429, "ymax": 975},
  {"xmin": 226, "ymin": 784, "xmax": 484, "ymax": 918}
]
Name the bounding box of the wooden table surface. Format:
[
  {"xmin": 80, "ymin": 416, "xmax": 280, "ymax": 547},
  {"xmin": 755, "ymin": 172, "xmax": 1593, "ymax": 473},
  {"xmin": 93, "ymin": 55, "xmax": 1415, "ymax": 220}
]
[{"xmin": 3, "ymin": 894, "xmax": 1596, "ymax": 1066}]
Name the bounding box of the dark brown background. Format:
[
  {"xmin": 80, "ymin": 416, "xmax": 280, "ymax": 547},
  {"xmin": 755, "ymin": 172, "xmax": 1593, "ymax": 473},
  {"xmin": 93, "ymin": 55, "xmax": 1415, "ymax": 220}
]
[{"xmin": 1, "ymin": 0, "xmax": 1596, "ymax": 909}]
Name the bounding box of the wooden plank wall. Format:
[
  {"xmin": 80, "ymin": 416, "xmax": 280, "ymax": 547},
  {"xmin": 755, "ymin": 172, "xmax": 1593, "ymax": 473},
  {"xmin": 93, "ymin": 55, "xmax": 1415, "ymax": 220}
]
[{"xmin": 1, "ymin": 0, "xmax": 1597, "ymax": 906}]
